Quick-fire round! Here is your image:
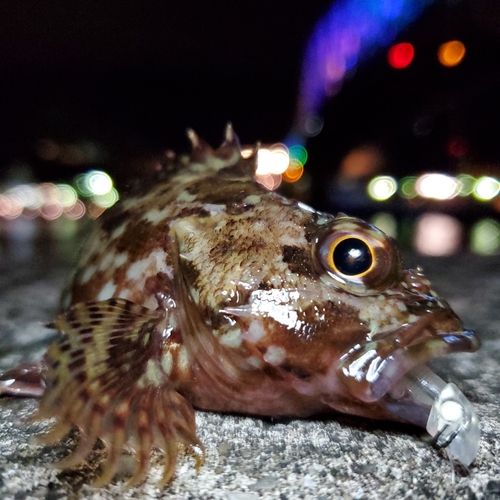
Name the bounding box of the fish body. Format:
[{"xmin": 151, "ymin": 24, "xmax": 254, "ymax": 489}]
[{"xmin": 0, "ymin": 126, "xmax": 480, "ymax": 485}]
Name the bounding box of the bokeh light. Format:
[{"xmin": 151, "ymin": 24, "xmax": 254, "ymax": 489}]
[
  {"xmin": 64, "ymin": 199, "xmax": 86, "ymax": 220},
  {"xmin": 255, "ymin": 173, "xmax": 282, "ymax": 191},
  {"xmin": 370, "ymin": 212, "xmax": 397, "ymax": 238},
  {"xmin": 414, "ymin": 213, "xmax": 462, "ymax": 256},
  {"xmin": 6, "ymin": 184, "xmax": 42, "ymax": 210},
  {"xmin": 294, "ymin": 0, "xmax": 433, "ymax": 139},
  {"xmin": 289, "ymin": 145, "xmax": 308, "ymax": 166},
  {"xmin": 282, "ymin": 164, "xmax": 304, "ymax": 183},
  {"xmin": 92, "ymin": 188, "xmax": 120, "ymax": 208},
  {"xmin": 399, "ymin": 176, "xmax": 418, "ymax": 199},
  {"xmin": 56, "ymin": 184, "xmax": 78, "ymax": 207},
  {"xmin": 471, "ymin": 219, "xmax": 500, "ymax": 255},
  {"xmin": 40, "ymin": 202, "xmax": 64, "ymax": 221},
  {"xmin": 0, "ymin": 178, "xmax": 118, "ymax": 221},
  {"xmin": 473, "ymin": 176, "xmax": 500, "ymax": 201},
  {"xmin": 367, "ymin": 176, "xmax": 397, "ymax": 201},
  {"xmin": 0, "ymin": 195, "xmax": 22, "ymax": 219},
  {"xmin": 438, "ymin": 40, "xmax": 466, "ymax": 67},
  {"xmin": 302, "ymin": 115, "xmax": 324, "ymax": 137},
  {"xmin": 256, "ymin": 144, "xmax": 290, "ymax": 176},
  {"xmin": 415, "ymin": 173, "xmax": 460, "ymax": 200},
  {"xmin": 85, "ymin": 170, "xmax": 113, "ymax": 195},
  {"xmin": 388, "ymin": 42, "xmax": 415, "ymax": 69},
  {"xmin": 340, "ymin": 146, "xmax": 383, "ymax": 180},
  {"xmin": 456, "ymin": 174, "xmax": 476, "ymax": 196}
]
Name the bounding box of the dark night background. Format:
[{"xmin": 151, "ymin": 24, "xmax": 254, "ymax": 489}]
[{"xmin": 1, "ymin": 0, "xmax": 500, "ymax": 204}]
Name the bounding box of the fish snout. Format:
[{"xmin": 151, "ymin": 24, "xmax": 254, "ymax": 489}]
[{"xmin": 337, "ymin": 308, "xmax": 480, "ymax": 405}]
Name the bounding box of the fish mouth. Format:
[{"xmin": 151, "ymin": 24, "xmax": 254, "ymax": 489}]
[
  {"xmin": 334, "ymin": 301, "xmax": 482, "ymax": 466},
  {"xmin": 337, "ymin": 308, "xmax": 480, "ymax": 406}
]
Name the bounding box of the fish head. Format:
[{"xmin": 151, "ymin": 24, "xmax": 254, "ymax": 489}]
[{"xmin": 173, "ymin": 166, "xmax": 479, "ymax": 421}]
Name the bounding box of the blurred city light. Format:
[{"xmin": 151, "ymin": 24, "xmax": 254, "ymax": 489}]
[
  {"xmin": 0, "ymin": 194, "xmax": 22, "ymax": 219},
  {"xmin": 399, "ymin": 176, "xmax": 418, "ymax": 199},
  {"xmin": 255, "ymin": 144, "xmax": 290, "ymax": 176},
  {"xmin": 0, "ymin": 172, "xmax": 118, "ymax": 221},
  {"xmin": 40, "ymin": 202, "xmax": 63, "ymax": 221},
  {"xmin": 415, "ymin": 173, "xmax": 460, "ymax": 200},
  {"xmin": 85, "ymin": 170, "xmax": 113, "ymax": 195},
  {"xmin": 241, "ymin": 148, "xmax": 254, "ymax": 159},
  {"xmin": 289, "ymin": 145, "xmax": 308, "ymax": 166},
  {"xmin": 370, "ymin": 212, "xmax": 397, "ymax": 238},
  {"xmin": 457, "ymin": 174, "xmax": 476, "ymax": 196},
  {"xmin": 438, "ymin": 40, "xmax": 466, "ymax": 67},
  {"xmin": 447, "ymin": 136, "xmax": 468, "ymax": 158},
  {"xmin": 63, "ymin": 199, "xmax": 86, "ymax": 220},
  {"xmin": 282, "ymin": 164, "xmax": 304, "ymax": 183},
  {"xmin": 292, "ymin": 0, "xmax": 434, "ymax": 143},
  {"xmin": 341, "ymin": 146, "xmax": 383, "ymax": 180},
  {"xmin": 367, "ymin": 175, "xmax": 397, "ymax": 201},
  {"xmin": 414, "ymin": 213, "xmax": 462, "ymax": 256},
  {"xmin": 92, "ymin": 187, "xmax": 120, "ymax": 208},
  {"xmin": 56, "ymin": 184, "xmax": 79, "ymax": 207},
  {"xmin": 388, "ymin": 42, "xmax": 415, "ymax": 69},
  {"xmin": 473, "ymin": 176, "xmax": 500, "ymax": 201},
  {"xmin": 254, "ymin": 173, "xmax": 282, "ymax": 191},
  {"xmin": 36, "ymin": 139, "xmax": 104, "ymax": 165},
  {"xmin": 471, "ymin": 219, "xmax": 500, "ymax": 255},
  {"xmin": 302, "ymin": 115, "xmax": 324, "ymax": 137}
]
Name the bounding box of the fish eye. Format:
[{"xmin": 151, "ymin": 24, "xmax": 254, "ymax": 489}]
[
  {"xmin": 314, "ymin": 216, "xmax": 402, "ymax": 296},
  {"xmin": 329, "ymin": 237, "xmax": 374, "ymax": 278}
]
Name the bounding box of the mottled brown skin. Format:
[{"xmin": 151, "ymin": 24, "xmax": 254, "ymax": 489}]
[{"xmin": 0, "ymin": 126, "xmax": 480, "ymax": 486}]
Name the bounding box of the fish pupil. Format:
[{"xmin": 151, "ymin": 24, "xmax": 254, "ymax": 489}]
[{"xmin": 333, "ymin": 238, "xmax": 372, "ymax": 276}]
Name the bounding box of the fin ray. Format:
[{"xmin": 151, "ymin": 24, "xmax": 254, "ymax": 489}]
[{"xmin": 36, "ymin": 298, "xmax": 200, "ymax": 486}]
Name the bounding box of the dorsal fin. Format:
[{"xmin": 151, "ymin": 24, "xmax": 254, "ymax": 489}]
[
  {"xmin": 216, "ymin": 123, "xmax": 241, "ymax": 162},
  {"xmin": 187, "ymin": 128, "xmax": 215, "ymax": 163},
  {"xmin": 184, "ymin": 126, "xmax": 259, "ymax": 177}
]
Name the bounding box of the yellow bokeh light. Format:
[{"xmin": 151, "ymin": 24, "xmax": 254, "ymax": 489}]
[
  {"xmin": 85, "ymin": 170, "xmax": 113, "ymax": 195},
  {"xmin": 438, "ymin": 40, "xmax": 466, "ymax": 67},
  {"xmin": 367, "ymin": 176, "xmax": 397, "ymax": 201},
  {"xmin": 473, "ymin": 176, "xmax": 500, "ymax": 201}
]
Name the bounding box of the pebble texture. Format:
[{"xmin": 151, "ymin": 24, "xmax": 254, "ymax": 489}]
[{"xmin": 0, "ymin": 243, "xmax": 499, "ymax": 500}]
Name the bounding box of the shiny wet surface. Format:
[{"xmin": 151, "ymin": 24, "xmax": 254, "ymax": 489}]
[{"xmin": 0, "ymin": 220, "xmax": 499, "ymax": 499}]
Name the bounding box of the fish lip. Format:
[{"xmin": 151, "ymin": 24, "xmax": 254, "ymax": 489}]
[{"xmin": 337, "ymin": 310, "xmax": 481, "ymax": 404}]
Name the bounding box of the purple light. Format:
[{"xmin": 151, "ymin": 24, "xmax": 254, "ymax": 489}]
[{"xmin": 291, "ymin": 0, "xmax": 434, "ymax": 140}]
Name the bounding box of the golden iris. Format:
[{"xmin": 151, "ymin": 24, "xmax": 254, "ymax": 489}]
[{"xmin": 326, "ymin": 236, "xmax": 375, "ymax": 278}]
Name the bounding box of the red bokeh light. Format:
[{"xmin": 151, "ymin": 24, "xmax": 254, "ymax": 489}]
[{"xmin": 387, "ymin": 42, "xmax": 414, "ymax": 69}]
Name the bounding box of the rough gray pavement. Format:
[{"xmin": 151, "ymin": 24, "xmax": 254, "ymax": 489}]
[{"xmin": 0, "ymin": 241, "xmax": 499, "ymax": 500}]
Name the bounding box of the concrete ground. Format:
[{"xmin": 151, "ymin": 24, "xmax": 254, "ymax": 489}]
[{"xmin": 0, "ymin": 230, "xmax": 499, "ymax": 500}]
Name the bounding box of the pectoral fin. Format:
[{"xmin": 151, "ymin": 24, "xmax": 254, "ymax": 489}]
[{"xmin": 35, "ymin": 298, "xmax": 203, "ymax": 487}]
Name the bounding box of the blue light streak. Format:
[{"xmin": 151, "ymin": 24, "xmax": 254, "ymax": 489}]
[{"xmin": 290, "ymin": 0, "xmax": 435, "ymax": 143}]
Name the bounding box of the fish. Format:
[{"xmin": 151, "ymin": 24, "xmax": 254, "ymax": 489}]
[{"xmin": 0, "ymin": 125, "xmax": 481, "ymax": 486}]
